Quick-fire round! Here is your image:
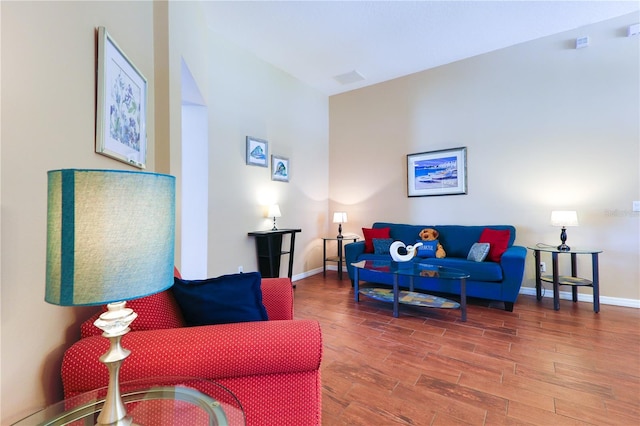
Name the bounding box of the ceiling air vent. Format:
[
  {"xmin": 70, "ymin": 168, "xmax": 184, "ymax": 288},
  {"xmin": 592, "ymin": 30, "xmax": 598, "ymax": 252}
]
[{"xmin": 333, "ymin": 70, "xmax": 365, "ymax": 85}]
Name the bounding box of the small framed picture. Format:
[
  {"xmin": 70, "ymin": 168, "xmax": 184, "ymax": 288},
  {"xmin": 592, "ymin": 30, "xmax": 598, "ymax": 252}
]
[
  {"xmin": 95, "ymin": 27, "xmax": 147, "ymax": 169},
  {"xmin": 246, "ymin": 136, "xmax": 268, "ymax": 167},
  {"xmin": 407, "ymin": 147, "xmax": 467, "ymax": 197},
  {"xmin": 271, "ymin": 155, "xmax": 290, "ymax": 182}
]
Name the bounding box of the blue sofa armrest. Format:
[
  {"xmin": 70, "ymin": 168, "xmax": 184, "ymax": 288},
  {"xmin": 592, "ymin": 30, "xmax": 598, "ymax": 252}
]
[
  {"xmin": 345, "ymin": 241, "xmax": 366, "ymax": 281},
  {"xmin": 499, "ymin": 245, "xmax": 527, "ymax": 302}
]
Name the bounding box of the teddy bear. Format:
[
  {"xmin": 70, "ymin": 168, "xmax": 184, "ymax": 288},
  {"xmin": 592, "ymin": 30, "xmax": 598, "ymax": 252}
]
[{"xmin": 418, "ymin": 228, "xmax": 446, "ymax": 258}]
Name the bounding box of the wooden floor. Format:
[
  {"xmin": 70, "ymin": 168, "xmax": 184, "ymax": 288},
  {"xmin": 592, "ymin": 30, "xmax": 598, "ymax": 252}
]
[{"xmin": 292, "ymin": 272, "xmax": 640, "ymax": 425}]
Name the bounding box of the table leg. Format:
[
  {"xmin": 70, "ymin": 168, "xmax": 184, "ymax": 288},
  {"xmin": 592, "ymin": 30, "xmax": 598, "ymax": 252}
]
[
  {"xmin": 393, "ymin": 274, "xmax": 399, "ymax": 318},
  {"xmin": 592, "ymin": 253, "xmax": 600, "ymax": 313},
  {"xmin": 322, "ymin": 239, "xmax": 327, "ymax": 277},
  {"xmin": 354, "ymin": 268, "xmax": 360, "ymax": 302},
  {"xmin": 287, "ymin": 233, "xmax": 296, "ymax": 280},
  {"xmin": 534, "ymin": 249, "xmax": 542, "ymax": 300},
  {"xmin": 337, "ymin": 238, "xmax": 343, "ymax": 280},
  {"xmin": 266, "ymin": 236, "xmax": 278, "ymax": 277},
  {"xmin": 552, "ymin": 252, "xmax": 560, "ymax": 310},
  {"xmin": 571, "ymin": 253, "xmax": 578, "ymax": 302},
  {"xmin": 460, "ymin": 277, "xmax": 467, "ymax": 322}
]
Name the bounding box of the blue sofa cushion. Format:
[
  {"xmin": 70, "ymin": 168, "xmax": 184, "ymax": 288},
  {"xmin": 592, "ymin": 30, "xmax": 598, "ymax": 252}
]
[
  {"xmin": 435, "ymin": 226, "xmax": 483, "ymax": 258},
  {"xmin": 388, "ymin": 224, "xmax": 423, "ymax": 245},
  {"xmin": 420, "ymin": 258, "xmax": 503, "ymax": 282},
  {"xmin": 357, "ymin": 253, "xmax": 396, "ymax": 263},
  {"xmin": 172, "ymin": 272, "xmax": 268, "ymax": 326}
]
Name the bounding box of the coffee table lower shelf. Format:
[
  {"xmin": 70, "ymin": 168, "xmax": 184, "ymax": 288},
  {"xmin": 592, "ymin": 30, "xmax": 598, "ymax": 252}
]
[{"xmin": 359, "ymin": 288, "xmax": 460, "ymax": 309}]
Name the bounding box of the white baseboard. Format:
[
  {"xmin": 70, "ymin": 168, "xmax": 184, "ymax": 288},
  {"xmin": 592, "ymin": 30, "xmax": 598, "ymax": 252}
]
[
  {"xmin": 292, "ymin": 266, "xmax": 325, "ymax": 282},
  {"xmin": 519, "ymin": 286, "xmax": 640, "ymax": 309}
]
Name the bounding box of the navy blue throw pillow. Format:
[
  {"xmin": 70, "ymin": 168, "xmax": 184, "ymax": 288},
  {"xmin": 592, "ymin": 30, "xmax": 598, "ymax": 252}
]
[
  {"xmin": 372, "ymin": 238, "xmax": 394, "ymax": 255},
  {"xmin": 171, "ymin": 272, "xmax": 268, "ymax": 326}
]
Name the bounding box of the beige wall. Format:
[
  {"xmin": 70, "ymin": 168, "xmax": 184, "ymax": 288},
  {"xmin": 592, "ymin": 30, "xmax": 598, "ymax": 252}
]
[
  {"xmin": 330, "ymin": 13, "xmax": 640, "ymax": 303},
  {"xmin": 0, "ymin": 1, "xmax": 328, "ymax": 422},
  {"xmin": 203, "ymin": 32, "xmax": 329, "ymax": 278},
  {"xmin": 1, "ymin": 1, "xmax": 156, "ymax": 422},
  {"xmin": 164, "ymin": 2, "xmax": 329, "ymax": 276},
  {"xmin": 166, "ymin": 1, "xmax": 329, "ymax": 278}
]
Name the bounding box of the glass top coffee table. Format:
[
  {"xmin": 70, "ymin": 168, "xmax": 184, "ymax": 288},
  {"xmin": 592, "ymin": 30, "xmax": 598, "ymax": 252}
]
[
  {"xmin": 11, "ymin": 377, "xmax": 245, "ymax": 425},
  {"xmin": 352, "ymin": 260, "xmax": 470, "ymax": 321}
]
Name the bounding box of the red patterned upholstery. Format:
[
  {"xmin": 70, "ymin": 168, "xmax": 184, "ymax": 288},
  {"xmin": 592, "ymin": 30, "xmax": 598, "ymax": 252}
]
[
  {"xmin": 80, "ymin": 291, "xmax": 186, "ymax": 338},
  {"xmin": 62, "ymin": 277, "xmax": 322, "ymax": 426}
]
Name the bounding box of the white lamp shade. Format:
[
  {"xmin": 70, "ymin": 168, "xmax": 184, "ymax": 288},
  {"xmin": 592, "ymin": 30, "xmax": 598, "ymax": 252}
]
[
  {"xmin": 333, "ymin": 212, "xmax": 348, "ymax": 223},
  {"xmin": 45, "ymin": 169, "xmax": 176, "ymax": 306},
  {"xmin": 550, "ymin": 210, "xmax": 579, "ymax": 227},
  {"xmin": 267, "ymin": 204, "xmax": 281, "ymax": 218}
]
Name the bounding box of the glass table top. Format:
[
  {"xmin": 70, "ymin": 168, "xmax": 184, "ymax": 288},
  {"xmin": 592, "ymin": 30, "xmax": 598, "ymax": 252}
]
[
  {"xmin": 527, "ymin": 245, "xmax": 602, "ymax": 254},
  {"xmin": 12, "ymin": 377, "xmax": 245, "ymax": 426},
  {"xmin": 352, "ymin": 260, "xmax": 470, "ymax": 280}
]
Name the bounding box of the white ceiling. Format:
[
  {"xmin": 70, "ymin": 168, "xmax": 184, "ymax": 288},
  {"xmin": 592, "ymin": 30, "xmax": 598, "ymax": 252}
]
[{"xmin": 202, "ymin": 1, "xmax": 640, "ymax": 96}]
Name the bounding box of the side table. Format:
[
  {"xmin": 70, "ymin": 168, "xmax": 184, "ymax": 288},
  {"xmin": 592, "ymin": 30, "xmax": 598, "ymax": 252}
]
[
  {"xmin": 248, "ymin": 229, "xmax": 301, "ymax": 280},
  {"xmin": 322, "ymin": 235, "xmax": 358, "ymax": 280},
  {"xmin": 528, "ymin": 246, "xmax": 603, "ymax": 312},
  {"xmin": 11, "ymin": 377, "xmax": 245, "ymax": 425}
]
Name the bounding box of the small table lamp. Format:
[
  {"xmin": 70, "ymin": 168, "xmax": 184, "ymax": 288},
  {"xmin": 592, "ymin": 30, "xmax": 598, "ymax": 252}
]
[
  {"xmin": 45, "ymin": 169, "xmax": 175, "ymax": 426},
  {"xmin": 268, "ymin": 204, "xmax": 281, "ymax": 230},
  {"xmin": 550, "ymin": 210, "xmax": 579, "ymax": 251},
  {"xmin": 333, "ymin": 212, "xmax": 348, "ymax": 238}
]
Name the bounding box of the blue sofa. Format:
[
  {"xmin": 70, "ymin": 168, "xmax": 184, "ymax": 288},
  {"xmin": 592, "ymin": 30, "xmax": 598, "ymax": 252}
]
[{"xmin": 345, "ymin": 222, "xmax": 527, "ymax": 311}]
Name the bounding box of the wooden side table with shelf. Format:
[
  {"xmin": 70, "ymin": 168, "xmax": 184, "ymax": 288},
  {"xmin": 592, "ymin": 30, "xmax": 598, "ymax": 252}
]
[
  {"xmin": 528, "ymin": 246, "xmax": 602, "ymax": 312},
  {"xmin": 323, "ymin": 235, "xmax": 358, "ymax": 280}
]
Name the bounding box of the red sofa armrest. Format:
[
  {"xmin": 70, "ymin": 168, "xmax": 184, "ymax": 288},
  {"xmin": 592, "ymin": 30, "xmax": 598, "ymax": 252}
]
[{"xmin": 62, "ymin": 319, "xmax": 322, "ymax": 397}]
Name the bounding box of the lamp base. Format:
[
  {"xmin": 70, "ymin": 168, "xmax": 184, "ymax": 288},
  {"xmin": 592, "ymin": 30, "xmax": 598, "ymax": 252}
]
[
  {"xmin": 337, "ymin": 223, "xmax": 343, "ymax": 239},
  {"xmin": 558, "ymin": 226, "xmax": 570, "ymax": 251},
  {"xmin": 93, "ymin": 302, "xmax": 138, "ymax": 426}
]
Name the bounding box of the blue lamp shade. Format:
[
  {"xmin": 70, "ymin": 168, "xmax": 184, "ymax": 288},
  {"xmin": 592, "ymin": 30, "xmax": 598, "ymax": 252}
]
[{"xmin": 46, "ymin": 169, "xmax": 176, "ymax": 306}]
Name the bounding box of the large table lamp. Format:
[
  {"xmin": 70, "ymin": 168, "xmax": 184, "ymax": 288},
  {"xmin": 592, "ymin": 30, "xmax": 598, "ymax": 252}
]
[
  {"xmin": 45, "ymin": 169, "xmax": 175, "ymax": 426},
  {"xmin": 550, "ymin": 210, "xmax": 578, "ymax": 251}
]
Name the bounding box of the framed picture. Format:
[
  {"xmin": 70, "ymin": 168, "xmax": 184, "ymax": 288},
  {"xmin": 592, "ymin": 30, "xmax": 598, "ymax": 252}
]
[
  {"xmin": 246, "ymin": 136, "xmax": 269, "ymax": 167},
  {"xmin": 271, "ymin": 155, "xmax": 290, "ymax": 182},
  {"xmin": 95, "ymin": 27, "xmax": 147, "ymax": 169},
  {"xmin": 407, "ymin": 147, "xmax": 467, "ymax": 197}
]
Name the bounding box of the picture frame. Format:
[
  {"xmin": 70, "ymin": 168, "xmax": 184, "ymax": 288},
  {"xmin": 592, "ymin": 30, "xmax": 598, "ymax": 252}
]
[
  {"xmin": 271, "ymin": 155, "xmax": 290, "ymax": 182},
  {"xmin": 407, "ymin": 147, "xmax": 467, "ymax": 197},
  {"xmin": 246, "ymin": 136, "xmax": 269, "ymax": 167},
  {"xmin": 95, "ymin": 27, "xmax": 147, "ymax": 169}
]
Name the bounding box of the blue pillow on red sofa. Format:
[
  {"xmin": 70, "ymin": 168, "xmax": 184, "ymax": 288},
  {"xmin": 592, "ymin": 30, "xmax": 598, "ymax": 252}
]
[{"xmin": 172, "ymin": 272, "xmax": 268, "ymax": 326}]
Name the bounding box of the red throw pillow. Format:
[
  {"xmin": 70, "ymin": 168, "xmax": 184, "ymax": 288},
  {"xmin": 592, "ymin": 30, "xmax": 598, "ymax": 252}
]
[
  {"xmin": 362, "ymin": 227, "xmax": 391, "ymax": 253},
  {"xmin": 479, "ymin": 228, "xmax": 511, "ymax": 262}
]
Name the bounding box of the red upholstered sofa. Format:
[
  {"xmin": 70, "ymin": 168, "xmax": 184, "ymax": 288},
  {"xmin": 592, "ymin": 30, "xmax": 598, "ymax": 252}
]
[{"xmin": 61, "ymin": 276, "xmax": 323, "ymax": 426}]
